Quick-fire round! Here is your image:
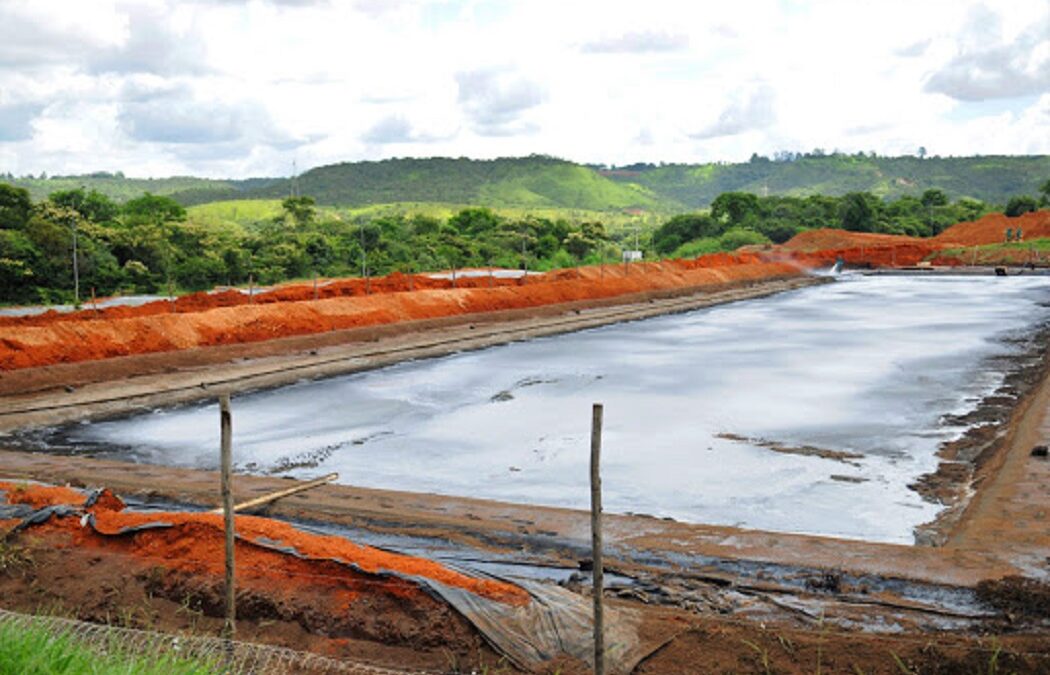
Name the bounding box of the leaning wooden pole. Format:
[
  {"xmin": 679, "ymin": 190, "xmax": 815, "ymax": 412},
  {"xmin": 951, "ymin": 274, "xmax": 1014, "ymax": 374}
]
[
  {"xmin": 208, "ymin": 472, "xmax": 338, "ymax": 514},
  {"xmin": 590, "ymin": 403, "xmax": 605, "ymax": 675},
  {"xmin": 219, "ymin": 394, "xmax": 236, "ymax": 644}
]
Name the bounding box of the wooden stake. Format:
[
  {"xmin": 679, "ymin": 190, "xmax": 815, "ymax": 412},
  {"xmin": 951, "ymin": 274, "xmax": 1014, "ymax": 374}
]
[
  {"xmin": 313, "ymin": 272, "xmax": 318, "ymax": 300},
  {"xmin": 90, "ymin": 287, "xmax": 98, "ymax": 315},
  {"xmin": 248, "ymin": 274, "xmax": 254, "ymax": 304},
  {"xmin": 590, "ymin": 403, "xmax": 605, "ymax": 675},
  {"xmin": 219, "ymin": 394, "xmax": 236, "ymax": 643},
  {"xmin": 209, "ymin": 473, "xmax": 338, "ymax": 514}
]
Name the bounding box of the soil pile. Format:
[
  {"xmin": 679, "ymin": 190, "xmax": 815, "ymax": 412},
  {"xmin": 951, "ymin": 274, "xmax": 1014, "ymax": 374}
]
[
  {"xmin": 781, "ymin": 228, "xmax": 924, "ymax": 252},
  {"xmin": 935, "ymin": 210, "xmax": 1050, "ymax": 246},
  {"xmin": 0, "ymin": 481, "xmax": 527, "ymax": 606},
  {"xmin": 0, "ymin": 255, "xmax": 805, "ymax": 370}
]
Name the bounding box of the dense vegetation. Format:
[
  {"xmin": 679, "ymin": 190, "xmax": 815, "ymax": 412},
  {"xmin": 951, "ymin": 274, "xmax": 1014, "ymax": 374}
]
[
  {"xmin": 7, "ymin": 154, "xmax": 1048, "ymax": 210},
  {"xmin": 604, "ymin": 153, "xmax": 1050, "ymax": 208},
  {"xmin": 0, "ymin": 184, "xmax": 621, "ymax": 304},
  {"xmin": 2, "ymin": 176, "xmax": 1046, "ymax": 306},
  {"xmin": 239, "ymin": 156, "xmax": 668, "ymax": 211},
  {"xmin": 650, "ymin": 189, "xmax": 998, "ymax": 256},
  {"xmin": 3, "ymin": 171, "xmax": 279, "ymax": 205}
]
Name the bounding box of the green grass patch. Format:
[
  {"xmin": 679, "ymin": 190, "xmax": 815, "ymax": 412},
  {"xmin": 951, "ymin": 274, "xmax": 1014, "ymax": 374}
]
[
  {"xmin": 0, "ymin": 618, "xmax": 214, "ymax": 674},
  {"xmin": 939, "ymin": 237, "xmax": 1050, "ymax": 257}
]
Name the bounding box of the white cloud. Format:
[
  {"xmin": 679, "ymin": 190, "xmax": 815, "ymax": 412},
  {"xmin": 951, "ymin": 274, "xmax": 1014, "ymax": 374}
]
[
  {"xmin": 0, "ymin": 0, "xmax": 1045, "ymax": 177},
  {"xmin": 581, "ymin": 31, "xmax": 689, "ymax": 54}
]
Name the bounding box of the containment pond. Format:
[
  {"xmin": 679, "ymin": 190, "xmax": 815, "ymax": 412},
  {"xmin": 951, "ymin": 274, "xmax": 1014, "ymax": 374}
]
[{"xmin": 23, "ymin": 275, "xmax": 1050, "ymax": 543}]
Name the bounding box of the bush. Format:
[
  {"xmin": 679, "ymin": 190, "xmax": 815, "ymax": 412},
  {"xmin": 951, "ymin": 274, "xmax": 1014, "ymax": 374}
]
[
  {"xmin": 1004, "ymin": 195, "xmax": 1038, "ymax": 218},
  {"xmin": 718, "ymin": 228, "xmax": 771, "ymax": 250}
]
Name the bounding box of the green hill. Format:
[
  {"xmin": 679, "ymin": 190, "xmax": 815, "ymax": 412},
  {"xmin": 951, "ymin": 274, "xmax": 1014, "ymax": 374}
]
[
  {"xmin": 7, "ymin": 154, "xmax": 1047, "ymax": 212},
  {"xmin": 232, "ymin": 155, "xmax": 672, "ymax": 211},
  {"xmin": 3, "ymin": 172, "xmax": 276, "ymax": 203},
  {"xmin": 605, "ymin": 154, "xmax": 1050, "ymax": 207}
]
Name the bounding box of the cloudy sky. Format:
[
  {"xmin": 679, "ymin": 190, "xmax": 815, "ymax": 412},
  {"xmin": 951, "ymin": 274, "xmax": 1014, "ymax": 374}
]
[{"xmin": 0, "ymin": 0, "xmax": 1047, "ymax": 178}]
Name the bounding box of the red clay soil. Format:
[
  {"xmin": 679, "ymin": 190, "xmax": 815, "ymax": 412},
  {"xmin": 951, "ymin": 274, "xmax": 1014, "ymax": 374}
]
[
  {"xmin": 934, "ymin": 210, "xmax": 1050, "ymax": 246},
  {"xmin": 0, "ymin": 481, "xmax": 527, "ymax": 606},
  {"xmin": 0, "ymin": 255, "xmax": 808, "ymax": 370},
  {"xmin": 0, "ymin": 482, "xmax": 86, "ymax": 509},
  {"xmin": 780, "ymin": 228, "xmax": 925, "ymax": 251}
]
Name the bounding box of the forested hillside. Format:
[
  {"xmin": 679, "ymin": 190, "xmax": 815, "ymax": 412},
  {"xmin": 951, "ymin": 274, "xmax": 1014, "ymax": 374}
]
[
  {"xmin": 607, "ymin": 154, "xmax": 1050, "ymax": 208},
  {"xmin": 7, "ymin": 154, "xmax": 1047, "ymax": 211}
]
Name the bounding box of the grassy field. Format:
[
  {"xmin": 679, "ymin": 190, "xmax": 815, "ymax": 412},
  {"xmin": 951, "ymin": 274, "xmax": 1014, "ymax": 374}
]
[{"xmin": 0, "ymin": 618, "xmax": 212, "ymax": 674}]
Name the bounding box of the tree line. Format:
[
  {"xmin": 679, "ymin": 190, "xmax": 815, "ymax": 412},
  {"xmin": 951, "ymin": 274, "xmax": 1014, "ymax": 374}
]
[
  {"xmin": 2, "ymin": 180, "xmax": 1047, "ymax": 305},
  {"xmin": 0, "ymin": 184, "xmax": 615, "ymax": 304},
  {"xmin": 651, "ymin": 185, "xmax": 1049, "ymax": 257}
]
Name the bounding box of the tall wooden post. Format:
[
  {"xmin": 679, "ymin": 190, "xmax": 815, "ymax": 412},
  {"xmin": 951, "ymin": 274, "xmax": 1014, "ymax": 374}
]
[
  {"xmin": 248, "ymin": 274, "xmax": 254, "ymax": 304},
  {"xmin": 590, "ymin": 403, "xmax": 605, "ymax": 675},
  {"xmin": 219, "ymin": 394, "xmax": 236, "ymax": 643}
]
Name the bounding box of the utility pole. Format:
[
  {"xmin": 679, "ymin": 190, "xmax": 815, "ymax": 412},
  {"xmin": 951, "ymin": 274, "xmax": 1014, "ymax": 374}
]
[
  {"xmin": 70, "ymin": 212, "xmax": 80, "ymax": 307},
  {"xmin": 360, "ymin": 225, "xmax": 367, "ymax": 281},
  {"xmin": 521, "ymin": 224, "xmax": 529, "ymax": 275}
]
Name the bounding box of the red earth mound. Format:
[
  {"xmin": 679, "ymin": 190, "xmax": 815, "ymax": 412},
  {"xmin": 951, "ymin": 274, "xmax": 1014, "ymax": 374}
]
[
  {"xmin": 935, "ymin": 210, "xmax": 1050, "ymax": 246},
  {"xmin": 781, "ymin": 228, "xmax": 924, "ymax": 252},
  {"xmin": 0, "ymin": 255, "xmax": 807, "ymax": 370},
  {"xmin": 0, "ymin": 481, "xmax": 527, "ymax": 606}
]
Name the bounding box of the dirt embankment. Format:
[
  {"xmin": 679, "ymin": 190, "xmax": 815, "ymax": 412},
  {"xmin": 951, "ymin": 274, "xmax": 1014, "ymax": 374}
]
[
  {"xmin": 0, "ymin": 254, "xmax": 809, "ymax": 370},
  {"xmin": 2, "ymin": 211, "xmax": 1045, "ymax": 372},
  {"xmin": 776, "ymin": 210, "xmax": 1050, "ymax": 268},
  {"xmin": 0, "ymin": 481, "xmax": 520, "ymax": 670}
]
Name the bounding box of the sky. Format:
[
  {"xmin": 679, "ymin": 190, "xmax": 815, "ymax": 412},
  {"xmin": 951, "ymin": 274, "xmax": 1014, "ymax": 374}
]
[{"xmin": 0, "ymin": 0, "xmax": 1047, "ymax": 178}]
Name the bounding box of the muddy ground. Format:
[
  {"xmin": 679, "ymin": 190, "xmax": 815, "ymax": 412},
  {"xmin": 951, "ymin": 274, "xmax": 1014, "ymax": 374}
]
[{"xmin": 2, "ymin": 274, "xmax": 1050, "ymax": 672}]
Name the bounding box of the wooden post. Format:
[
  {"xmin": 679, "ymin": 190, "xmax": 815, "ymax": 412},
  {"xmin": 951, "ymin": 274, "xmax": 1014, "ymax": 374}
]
[
  {"xmin": 313, "ymin": 272, "xmax": 318, "ymax": 300},
  {"xmin": 590, "ymin": 403, "xmax": 605, "ymax": 675},
  {"xmin": 219, "ymin": 394, "xmax": 236, "ymax": 644},
  {"xmin": 90, "ymin": 287, "xmax": 98, "ymax": 315},
  {"xmin": 248, "ymin": 274, "xmax": 254, "ymax": 304}
]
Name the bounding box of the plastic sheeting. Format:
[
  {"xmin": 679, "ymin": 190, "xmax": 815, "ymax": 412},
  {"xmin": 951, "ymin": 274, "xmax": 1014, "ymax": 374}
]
[{"xmin": 0, "ymin": 490, "xmax": 662, "ymax": 673}]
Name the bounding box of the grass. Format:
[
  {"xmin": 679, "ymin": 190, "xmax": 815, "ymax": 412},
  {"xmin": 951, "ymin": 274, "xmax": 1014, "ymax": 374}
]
[
  {"xmin": 0, "ymin": 618, "xmax": 214, "ymax": 674},
  {"xmin": 940, "ymin": 237, "xmax": 1050, "ymax": 255}
]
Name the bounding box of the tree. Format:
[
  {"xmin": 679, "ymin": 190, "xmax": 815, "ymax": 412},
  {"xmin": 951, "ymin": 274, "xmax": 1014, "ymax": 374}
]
[
  {"xmin": 920, "ymin": 189, "xmax": 948, "ymax": 208},
  {"xmin": 711, "ymin": 192, "xmax": 760, "ymax": 226},
  {"xmin": 49, "ymin": 188, "xmax": 119, "ymax": 223},
  {"xmin": 0, "ymin": 183, "xmax": 32, "ymax": 230},
  {"xmin": 1039, "ymin": 179, "xmax": 1050, "ymax": 207},
  {"xmin": 122, "ymin": 193, "xmax": 186, "ymax": 225},
  {"xmin": 652, "ymin": 214, "xmax": 722, "ymax": 254},
  {"xmin": 917, "ymin": 146, "xmax": 927, "ymax": 159},
  {"xmin": 281, "ymin": 196, "xmax": 316, "ymax": 227},
  {"xmin": 1004, "ymin": 195, "xmax": 1038, "ymax": 218},
  {"xmin": 838, "ymin": 192, "xmax": 880, "ymax": 232}
]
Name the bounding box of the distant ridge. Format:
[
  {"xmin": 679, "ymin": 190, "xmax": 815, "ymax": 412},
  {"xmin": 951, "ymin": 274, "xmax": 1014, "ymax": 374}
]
[{"xmin": 7, "ymin": 154, "xmax": 1048, "ymax": 211}]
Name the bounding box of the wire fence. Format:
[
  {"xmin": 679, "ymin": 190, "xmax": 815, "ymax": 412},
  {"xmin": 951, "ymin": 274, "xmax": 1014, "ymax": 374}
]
[{"xmin": 0, "ymin": 607, "xmax": 437, "ymax": 675}]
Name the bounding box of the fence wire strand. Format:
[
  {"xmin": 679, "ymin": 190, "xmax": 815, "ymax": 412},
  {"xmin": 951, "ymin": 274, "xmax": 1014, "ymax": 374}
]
[{"xmin": 0, "ymin": 607, "xmax": 437, "ymax": 675}]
